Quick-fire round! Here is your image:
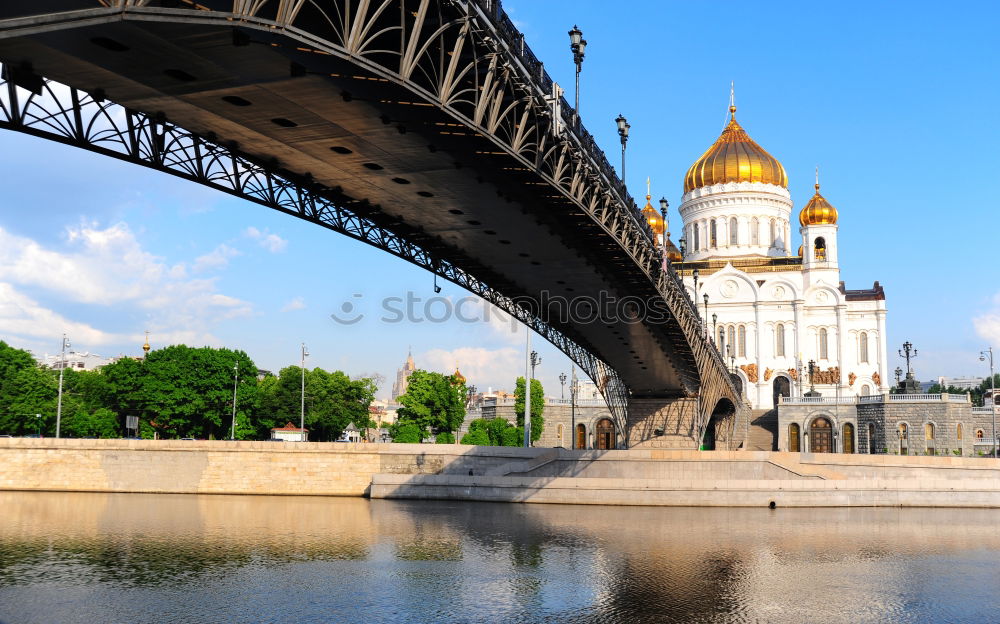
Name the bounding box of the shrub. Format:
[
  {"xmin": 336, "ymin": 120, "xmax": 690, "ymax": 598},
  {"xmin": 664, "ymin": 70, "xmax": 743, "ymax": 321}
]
[
  {"xmin": 391, "ymin": 422, "xmax": 423, "ymax": 443},
  {"xmin": 460, "ymin": 429, "xmax": 490, "ymax": 445},
  {"xmin": 435, "ymin": 431, "xmax": 455, "ymax": 444}
]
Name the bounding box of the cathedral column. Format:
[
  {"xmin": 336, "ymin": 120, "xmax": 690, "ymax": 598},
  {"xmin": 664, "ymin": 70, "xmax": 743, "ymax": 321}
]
[
  {"xmin": 876, "ymin": 308, "xmax": 888, "ymax": 390},
  {"xmin": 754, "ymin": 301, "xmax": 763, "ymax": 407},
  {"xmin": 792, "ymin": 299, "xmax": 803, "ymax": 367},
  {"xmin": 836, "ymin": 304, "xmax": 846, "ymax": 395}
]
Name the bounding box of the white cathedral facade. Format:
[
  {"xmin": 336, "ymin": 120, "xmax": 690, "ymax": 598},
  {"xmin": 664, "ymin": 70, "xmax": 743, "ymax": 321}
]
[{"xmin": 647, "ymin": 103, "xmax": 889, "ymax": 410}]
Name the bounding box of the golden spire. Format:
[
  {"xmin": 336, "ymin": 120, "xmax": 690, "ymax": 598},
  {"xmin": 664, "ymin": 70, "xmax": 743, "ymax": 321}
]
[
  {"xmin": 799, "ymin": 168, "xmax": 838, "ymax": 226},
  {"xmin": 142, "ymin": 330, "xmax": 150, "ymax": 355},
  {"xmin": 641, "ymin": 178, "xmax": 664, "ymax": 237},
  {"xmin": 683, "ymin": 90, "xmax": 787, "ymax": 194}
]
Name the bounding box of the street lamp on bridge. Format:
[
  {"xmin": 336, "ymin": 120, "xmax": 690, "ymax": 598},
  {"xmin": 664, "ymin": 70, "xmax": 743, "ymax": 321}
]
[
  {"xmin": 980, "ymin": 347, "xmax": 997, "ymax": 458},
  {"xmin": 615, "ymin": 114, "xmax": 629, "ymax": 183},
  {"xmin": 559, "ymin": 372, "xmax": 567, "ymax": 399},
  {"xmin": 703, "ymin": 293, "xmax": 709, "ymax": 338},
  {"xmin": 568, "ymin": 25, "xmax": 586, "ymax": 129},
  {"xmin": 300, "ymin": 343, "xmax": 309, "ymax": 438}
]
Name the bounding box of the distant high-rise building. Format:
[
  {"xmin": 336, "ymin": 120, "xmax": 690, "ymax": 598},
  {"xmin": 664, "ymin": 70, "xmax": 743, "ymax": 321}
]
[{"xmin": 391, "ymin": 348, "xmax": 416, "ymax": 401}]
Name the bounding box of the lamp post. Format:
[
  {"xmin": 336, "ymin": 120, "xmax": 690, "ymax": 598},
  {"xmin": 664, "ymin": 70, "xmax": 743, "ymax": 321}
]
[
  {"xmin": 570, "ymin": 366, "xmax": 578, "ymax": 449},
  {"xmin": 806, "ymin": 359, "xmax": 818, "ymax": 397},
  {"xmin": 559, "ymin": 372, "xmax": 567, "ymax": 400},
  {"xmin": 55, "ymin": 334, "xmax": 70, "ymax": 438},
  {"xmin": 568, "ymin": 25, "xmax": 586, "ymax": 129},
  {"xmin": 727, "ymin": 343, "xmax": 736, "ymax": 373},
  {"xmin": 230, "ymin": 360, "xmax": 239, "ymax": 441},
  {"xmin": 300, "ymin": 343, "xmax": 309, "ymax": 438},
  {"xmin": 980, "ymin": 347, "xmax": 997, "ymax": 458},
  {"xmin": 524, "ymin": 349, "xmax": 541, "ymax": 447},
  {"xmin": 703, "ymin": 294, "xmax": 709, "ymax": 338},
  {"xmin": 615, "ymin": 114, "xmax": 630, "ymax": 182},
  {"xmin": 712, "ymin": 313, "xmax": 718, "ymax": 344},
  {"xmin": 898, "ymin": 341, "xmax": 919, "ymax": 394},
  {"xmin": 692, "ymin": 268, "xmax": 700, "ymax": 304},
  {"xmin": 659, "ymin": 197, "xmax": 669, "ymax": 258}
]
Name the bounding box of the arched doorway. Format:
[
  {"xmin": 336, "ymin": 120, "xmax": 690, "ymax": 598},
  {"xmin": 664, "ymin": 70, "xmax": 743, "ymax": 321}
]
[
  {"xmin": 702, "ymin": 399, "xmax": 735, "ymax": 450},
  {"xmin": 789, "ymin": 423, "xmax": 800, "ymax": 452},
  {"xmin": 842, "ymin": 423, "xmax": 855, "ymax": 454},
  {"xmin": 868, "ymin": 423, "xmax": 877, "ymax": 454},
  {"xmin": 772, "ymin": 376, "xmax": 791, "ymax": 408},
  {"xmin": 595, "ymin": 419, "xmax": 614, "ymax": 450},
  {"xmin": 810, "ymin": 417, "xmax": 833, "ymax": 453},
  {"xmin": 575, "ymin": 424, "xmax": 586, "ymax": 450}
]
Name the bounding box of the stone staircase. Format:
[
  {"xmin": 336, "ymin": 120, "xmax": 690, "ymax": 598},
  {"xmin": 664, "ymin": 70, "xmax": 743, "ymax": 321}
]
[{"xmin": 746, "ymin": 409, "xmax": 778, "ymax": 451}]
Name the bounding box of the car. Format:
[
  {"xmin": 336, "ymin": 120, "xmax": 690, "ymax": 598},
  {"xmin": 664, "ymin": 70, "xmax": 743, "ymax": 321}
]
[
  {"xmin": 0, "ymin": 434, "xmax": 13, "ymax": 438},
  {"xmin": 180, "ymin": 437, "xmax": 195, "ymax": 441},
  {"xmin": 23, "ymin": 434, "xmax": 42, "ymax": 438}
]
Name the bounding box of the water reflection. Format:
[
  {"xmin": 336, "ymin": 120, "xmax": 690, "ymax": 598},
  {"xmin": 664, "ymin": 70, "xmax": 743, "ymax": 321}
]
[{"xmin": 1, "ymin": 492, "xmax": 999, "ymax": 623}]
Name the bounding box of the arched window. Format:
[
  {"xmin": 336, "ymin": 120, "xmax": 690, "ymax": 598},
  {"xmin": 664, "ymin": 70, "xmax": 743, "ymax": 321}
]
[
  {"xmin": 977, "ymin": 429, "xmax": 985, "ymax": 440},
  {"xmin": 861, "ymin": 384, "xmax": 871, "ymax": 396},
  {"xmin": 751, "ymin": 218, "xmax": 759, "ymax": 245},
  {"xmin": 776, "ymin": 323, "xmax": 785, "ymax": 357},
  {"xmin": 557, "ymin": 423, "xmax": 564, "ymax": 442},
  {"xmin": 899, "ymin": 423, "xmax": 909, "ymax": 455},
  {"xmin": 957, "ymin": 423, "xmax": 963, "ymax": 441},
  {"xmin": 694, "ymin": 222, "xmax": 701, "ymax": 250},
  {"xmin": 868, "ymin": 422, "xmax": 876, "ymax": 454},
  {"xmin": 789, "ymin": 423, "xmax": 800, "ymax": 452},
  {"xmin": 729, "ymin": 217, "xmax": 739, "ymax": 245},
  {"xmin": 819, "ymin": 328, "xmax": 829, "ymax": 360},
  {"xmin": 769, "ymin": 219, "xmax": 777, "ymax": 247},
  {"xmin": 576, "ymin": 423, "xmax": 587, "ymax": 449},
  {"xmin": 738, "ymin": 326, "xmax": 747, "ymax": 357},
  {"xmin": 925, "ymin": 423, "xmax": 936, "ymax": 454},
  {"xmin": 727, "ymin": 326, "xmax": 736, "ymax": 355},
  {"xmin": 814, "ymin": 236, "xmax": 827, "ymax": 261},
  {"xmin": 859, "ymin": 332, "xmax": 869, "ymax": 363},
  {"xmin": 710, "ymin": 220, "xmax": 718, "ymax": 247},
  {"xmin": 843, "ymin": 423, "xmax": 855, "ymax": 454}
]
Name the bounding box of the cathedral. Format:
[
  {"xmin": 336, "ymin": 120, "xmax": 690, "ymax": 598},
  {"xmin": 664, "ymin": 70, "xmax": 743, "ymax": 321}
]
[{"xmin": 644, "ymin": 102, "xmax": 888, "ymax": 410}]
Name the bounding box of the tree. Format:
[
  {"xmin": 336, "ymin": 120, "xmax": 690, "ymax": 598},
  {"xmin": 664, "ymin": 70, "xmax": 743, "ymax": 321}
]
[
  {"xmin": 392, "ymin": 370, "xmax": 466, "ymax": 442},
  {"xmin": 460, "ymin": 417, "xmax": 522, "ymax": 447},
  {"xmin": 514, "ymin": 376, "xmax": 545, "ymax": 443},
  {"xmin": 391, "ymin": 421, "xmax": 424, "ymax": 443},
  {"xmin": 256, "ymin": 366, "xmax": 376, "ymax": 441}
]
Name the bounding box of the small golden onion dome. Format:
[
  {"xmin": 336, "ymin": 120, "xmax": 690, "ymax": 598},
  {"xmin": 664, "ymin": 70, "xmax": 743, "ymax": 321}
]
[
  {"xmin": 641, "ymin": 194, "xmax": 665, "ymax": 236},
  {"xmin": 664, "ymin": 235, "xmax": 683, "ymax": 262},
  {"xmin": 683, "ymin": 106, "xmax": 788, "ymax": 193},
  {"xmin": 799, "ymin": 183, "xmax": 839, "ymax": 226},
  {"xmin": 797, "ymin": 244, "xmax": 803, "ymax": 257},
  {"xmin": 452, "ymin": 368, "xmax": 466, "ymax": 384}
]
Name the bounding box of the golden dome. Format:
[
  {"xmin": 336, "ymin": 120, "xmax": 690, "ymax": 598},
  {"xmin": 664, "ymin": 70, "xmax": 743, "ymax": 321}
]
[
  {"xmin": 797, "ymin": 244, "xmax": 803, "ymax": 257},
  {"xmin": 641, "ymin": 194, "xmax": 665, "ymax": 236},
  {"xmin": 683, "ymin": 106, "xmax": 788, "ymax": 193},
  {"xmin": 452, "ymin": 368, "xmax": 466, "ymax": 384},
  {"xmin": 664, "ymin": 236, "xmax": 682, "ymax": 262},
  {"xmin": 799, "ymin": 183, "xmax": 838, "ymax": 226}
]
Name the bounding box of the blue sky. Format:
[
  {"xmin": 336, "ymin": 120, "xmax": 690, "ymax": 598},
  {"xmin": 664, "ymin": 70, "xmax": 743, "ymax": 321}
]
[{"xmin": 2, "ymin": 0, "xmax": 999, "ymax": 395}]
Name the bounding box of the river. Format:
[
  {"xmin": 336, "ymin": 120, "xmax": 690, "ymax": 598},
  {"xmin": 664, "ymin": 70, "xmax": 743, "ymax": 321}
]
[{"xmin": 0, "ymin": 492, "xmax": 998, "ymax": 623}]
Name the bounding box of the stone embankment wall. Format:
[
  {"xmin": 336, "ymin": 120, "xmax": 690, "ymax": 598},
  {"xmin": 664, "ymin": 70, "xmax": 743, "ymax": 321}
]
[
  {"xmin": 0, "ymin": 438, "xmax": 540, "ymax": 496},
  {"xmin": 5, "ymin": 438, "xmax": 1000, "ymax": 507}
]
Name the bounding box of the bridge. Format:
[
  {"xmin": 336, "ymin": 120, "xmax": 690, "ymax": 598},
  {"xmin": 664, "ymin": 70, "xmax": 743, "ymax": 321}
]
[{"xmin": 0, "ymin": 0, "xmax": 747, "ymax": 448}]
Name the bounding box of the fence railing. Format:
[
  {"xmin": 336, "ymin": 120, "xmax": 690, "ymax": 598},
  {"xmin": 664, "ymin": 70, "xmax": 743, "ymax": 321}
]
[{"xmin": 785, "ymin": 393, "xmax": 973, "ymax": 405}]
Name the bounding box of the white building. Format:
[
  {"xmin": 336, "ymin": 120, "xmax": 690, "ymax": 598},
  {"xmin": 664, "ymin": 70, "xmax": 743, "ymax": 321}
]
[
  {"xmin": 270, "ymin": 422, "xmax": 308, "ymax": 442},
  {"xmin": 658, "ymin": 103, "xmax": 889, "ymax": 410},
  {"xmin": 39, "ymin": 351, "xmax": 113, "ymax": 371}
]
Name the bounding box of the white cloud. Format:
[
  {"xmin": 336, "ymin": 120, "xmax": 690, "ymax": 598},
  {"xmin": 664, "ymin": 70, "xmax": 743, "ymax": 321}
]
[
  {"xmin": 0, "ymin": 223, "xmax": 251, "ymax": 349},
  {"xmin": 281, "ymin": 297, "xmax": 306, "ymax": 312},
  {"xmin": 244, "ymin": 226, "xmax": 287, "ymax": 253},
  {"xmin": 420, "ymin": 346, "xmax": 522, "ymax": 391},
  {"xmin": 193, "ymin": 243, "xmax": 240, "ymax": 273},
  {"xmin": 0, "ymin": 282, "xmax": 122, "ymax": 345},
  {"xmin": 973, "ymin": 293, "xmax": 1000, "ymax": 346}
]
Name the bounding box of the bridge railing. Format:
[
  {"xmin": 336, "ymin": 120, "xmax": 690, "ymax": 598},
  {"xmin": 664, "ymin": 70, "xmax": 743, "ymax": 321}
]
[{"xmin": 469, "ymin": 0, "xmax": 652, "ymax": 245}]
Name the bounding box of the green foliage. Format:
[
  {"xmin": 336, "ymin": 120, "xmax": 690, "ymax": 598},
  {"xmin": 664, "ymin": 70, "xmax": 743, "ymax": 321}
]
[
  {"xmin": 502, "ymin": 426, "xmax": 524, "ymax": 447},
  {"xmin": 435, "ymin": 431, "xmax": 455, "ymax": 444},
  {"xmin": 514, "ymin": 376, "xmax": 545, "ymax": 442},
  {"xmin": 391, "ymin": 422, "xmax": 424, "ymax": 443},
  {"xmin": 460, "ymin": 417, "xmax": 522, "ymax": 447},
  {"xmin": 392, "ymin": 370, "xmax": 466, "ymax": 442},
  {"xmin": 255, "ymin": 367, "xmax": 376, "ymax": 441},
  {"xmin": 62, "ymin": 407, "xmax": 119, "ymax": 439},
  {"xmin": 460, "ymin": 428, "xmax": 490, "ymax": 445},
  {"xmin": 0, "ymin": 341, "xmax": 57, "ymax": 435}
]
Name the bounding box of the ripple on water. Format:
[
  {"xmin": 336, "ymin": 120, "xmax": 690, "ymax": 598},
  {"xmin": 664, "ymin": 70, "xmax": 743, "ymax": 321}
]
[{"xmin": 1, "ymin": 494, "xmax": 1000, "ymax": 623}]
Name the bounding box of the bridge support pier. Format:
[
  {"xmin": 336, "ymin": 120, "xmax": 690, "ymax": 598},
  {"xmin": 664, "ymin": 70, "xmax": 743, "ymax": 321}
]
[{"xmin": 628, "ymin": 397, "xmax": 745, "ymax": 450}]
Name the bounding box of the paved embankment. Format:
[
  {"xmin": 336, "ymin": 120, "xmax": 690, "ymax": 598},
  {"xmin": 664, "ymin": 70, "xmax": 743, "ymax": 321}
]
[{"xmin": 3, "ymin": 438, "xmax": 1000, "ymax": 507}]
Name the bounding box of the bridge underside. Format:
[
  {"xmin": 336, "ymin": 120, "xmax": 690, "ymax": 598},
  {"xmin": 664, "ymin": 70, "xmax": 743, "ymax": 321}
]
[{"xmin": 0, "ymin": 7, "xmax": 697, "ymax": 399}]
